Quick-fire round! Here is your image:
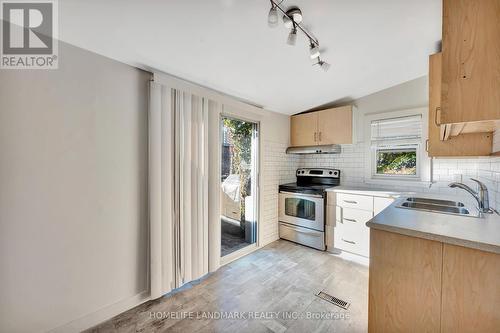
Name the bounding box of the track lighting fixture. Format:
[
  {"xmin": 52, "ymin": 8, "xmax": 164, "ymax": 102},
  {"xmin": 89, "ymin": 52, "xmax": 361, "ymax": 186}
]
[
  {"xmin": 267, "ymin": 1, "xmax": 278, "ymax": 27},
  {"xmin": 267, "ymin": 1, "xmax": 329, "ymax": 72}
]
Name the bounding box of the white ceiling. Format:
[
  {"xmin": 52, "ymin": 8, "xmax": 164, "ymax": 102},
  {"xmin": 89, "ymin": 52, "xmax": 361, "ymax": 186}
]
[{"xmin": 58, "ymin": 0, "xmax": 442, "ymax": 114}]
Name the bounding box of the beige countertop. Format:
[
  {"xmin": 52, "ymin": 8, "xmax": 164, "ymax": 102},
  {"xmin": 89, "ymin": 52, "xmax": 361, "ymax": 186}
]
[
  {"xmin": 326, "ymin": 186, "xmax": 405, "ymax": 198},
  {"xmin": 366, "ymin": 193, "xmax": 500, "ymax": 255}
]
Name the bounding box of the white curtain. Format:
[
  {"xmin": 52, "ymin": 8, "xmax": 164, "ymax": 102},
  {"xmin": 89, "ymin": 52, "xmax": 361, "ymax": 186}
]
[
  {"xmin": 149, "ymin": 81, "xmax": 210, "ymax": 299},
  {"xmin": 177, "ymin": 91, "xmax": 209, "ymax": 285},
  {"xmin": 149, "ymin": 82, "xmax": 175, "ymax": 299}
]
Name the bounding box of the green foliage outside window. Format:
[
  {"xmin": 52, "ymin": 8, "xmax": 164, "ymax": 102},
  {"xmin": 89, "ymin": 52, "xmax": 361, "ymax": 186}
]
[
  {"xmin": 376, "ymin": 149, "xmax": 417, "ymax": 175},
  {"xmin": 223, "ymin": 118, "xmax": 253, "ymax": 221}
]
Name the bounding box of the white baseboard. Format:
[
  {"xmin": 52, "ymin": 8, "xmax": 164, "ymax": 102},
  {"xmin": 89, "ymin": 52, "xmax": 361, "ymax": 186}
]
[
  {"xmin": 328, "ymin": 251, "xmax": 370, "ymax": 267},
  {"xmin": 47, "ymin": 290, "xmax": 150, "ymax": 333}
]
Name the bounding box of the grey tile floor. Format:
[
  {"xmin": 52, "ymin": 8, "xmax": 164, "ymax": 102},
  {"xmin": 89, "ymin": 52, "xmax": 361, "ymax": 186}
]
[{"xmin": 86, "ymin": 240, "xmax": 368, "ymax": 333}]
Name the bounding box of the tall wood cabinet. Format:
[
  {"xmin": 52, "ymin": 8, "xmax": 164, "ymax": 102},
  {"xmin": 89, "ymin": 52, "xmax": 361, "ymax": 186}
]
[
  {"xmin": 428, "ymin": 53, "xmax": 492, "ymax": 156},
  {"xmin": 290, "ymin": 105, "xmax": 354, "ymax": 147},
  {"xmin": 436, "ymin": 0, "xmax": 500, "ymax": 140}
]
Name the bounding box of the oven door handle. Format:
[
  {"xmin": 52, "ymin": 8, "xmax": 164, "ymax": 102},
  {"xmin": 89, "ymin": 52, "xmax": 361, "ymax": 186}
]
[{"xmin": 279, "ymin": 191, "xmax": 323, "ymax": 199}]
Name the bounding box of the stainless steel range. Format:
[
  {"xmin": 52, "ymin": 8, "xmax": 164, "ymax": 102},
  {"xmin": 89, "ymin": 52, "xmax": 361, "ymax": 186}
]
[{"xmin": 278, "ymin": 168, "xmax": 340, "ymax": 250}]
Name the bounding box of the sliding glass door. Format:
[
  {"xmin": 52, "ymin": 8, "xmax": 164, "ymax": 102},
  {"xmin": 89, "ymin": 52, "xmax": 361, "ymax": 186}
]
[{"xmin": 220, "ymin": 116, "xmax": 259, "ymax": 257}]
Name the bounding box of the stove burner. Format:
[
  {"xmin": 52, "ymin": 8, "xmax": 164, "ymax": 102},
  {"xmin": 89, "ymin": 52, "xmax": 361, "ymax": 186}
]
[
  {"xmin": 278, "ymin": 182, "xmax": 336, "ymax": 196},
  {"xmin": 279, "ymin": 168, "xmax": 340, "ymax": 196}
]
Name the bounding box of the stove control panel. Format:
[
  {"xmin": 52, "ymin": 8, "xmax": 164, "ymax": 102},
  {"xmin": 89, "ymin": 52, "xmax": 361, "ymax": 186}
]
[{"xmin": 296, "ymin": 168, "xmax": 340, "ymax": 178}]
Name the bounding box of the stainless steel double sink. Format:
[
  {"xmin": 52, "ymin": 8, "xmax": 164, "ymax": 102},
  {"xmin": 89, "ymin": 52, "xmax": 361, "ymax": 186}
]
[{"xmin": 396, "ymin": 197, "xmax": 477, "ymax": 217}]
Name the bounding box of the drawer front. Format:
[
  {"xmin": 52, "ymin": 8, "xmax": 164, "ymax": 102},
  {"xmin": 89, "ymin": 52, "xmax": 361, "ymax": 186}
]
[
  {"xmin": 337, "ymin": 207, "xmax": 373, "ymax": 224},
  {"xmin": 279, "ymin": 222, "xmax": 325, "ymax": 251},
  {"xmin": 336, "ymin": 193, "xmax": 373, "ymax": 211},
  {"xmin": 334, "ymin": 208, "xmax": 372, "ymax": 257},
  {"xmin": 335, "ymin": 223, "xmax": 370, "ymax": 257}
]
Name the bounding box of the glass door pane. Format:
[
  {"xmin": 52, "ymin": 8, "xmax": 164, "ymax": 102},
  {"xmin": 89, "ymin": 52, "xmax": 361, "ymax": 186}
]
[{"xmin": 220, "ymin": 116, "xmax": 258, "ymax": 257}]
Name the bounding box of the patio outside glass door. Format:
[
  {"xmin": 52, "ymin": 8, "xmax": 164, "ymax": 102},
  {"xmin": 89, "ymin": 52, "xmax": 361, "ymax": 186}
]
[{"xmin": 220, "ymin": 116, "xmax": 258, "ymax": 257}]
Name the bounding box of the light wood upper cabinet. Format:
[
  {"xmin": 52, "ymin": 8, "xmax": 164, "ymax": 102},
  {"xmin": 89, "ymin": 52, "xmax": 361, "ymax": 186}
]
[
  {"xmin": 428, "ymin": 53, "xmax": 492, "ymax": 156},
  {"xmin": 439, "ymin": 0, "xmax": 500, "ymax": 134},
  {"xmin": 317, "ymin": 106, "xmax": 353, "ymax": 145},
  {"xmin": 290, "ymin": 112, "xmax": 318, "ymax": 146},
  {"xmin": 290, "ymin": 105, "xmax": 354, "ymax": 147}
]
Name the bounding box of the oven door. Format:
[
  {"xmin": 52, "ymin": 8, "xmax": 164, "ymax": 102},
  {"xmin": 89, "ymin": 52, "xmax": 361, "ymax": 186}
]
[{"xmin": 279, "ymin": 191, "xmax": 324, "ymax": 231}]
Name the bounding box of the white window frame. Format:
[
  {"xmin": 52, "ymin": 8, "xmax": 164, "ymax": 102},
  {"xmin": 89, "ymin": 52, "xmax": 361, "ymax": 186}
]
[{"xmin": 364, "ymin": 107, "xmax": 431, "ymax": 186}]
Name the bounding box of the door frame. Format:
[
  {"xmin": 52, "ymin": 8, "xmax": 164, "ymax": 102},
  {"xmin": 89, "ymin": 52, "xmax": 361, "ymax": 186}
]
[{"xmin": 219, "ymin": 113, "xmax": 261, "ymax": 264}]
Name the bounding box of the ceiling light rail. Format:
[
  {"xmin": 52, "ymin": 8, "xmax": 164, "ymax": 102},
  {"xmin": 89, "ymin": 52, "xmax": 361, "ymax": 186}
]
[{"xmin": 267, "ymin": 0, "xmax": 330, "ymax": 71}]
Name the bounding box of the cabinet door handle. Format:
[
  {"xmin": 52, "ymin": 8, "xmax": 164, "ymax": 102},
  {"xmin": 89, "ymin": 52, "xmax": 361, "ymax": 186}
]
[
  {"xmin": 344, "ymin": 218, "xmax": 357, "ymax": 223},
  {"xmin": 319, "ymin": 132, "xmax": 322, "ymax": 141},
  {"xmin": 425, "ymin": 139, "xmax": 429, "ymax": 152},
  {"xmin": 314, "ymin": 132, "xmax": 317, "ymax": 142},
  {"xmin": 343, "ymin": 200, "xmax": 358, "ymax": 204},
  {"xmin": 434, "ymin": 107, "xmax": 441, "ymax": 126},
  {"xmin": 342, "ymin": 238, "xmax": 356, "ymax": 244}
]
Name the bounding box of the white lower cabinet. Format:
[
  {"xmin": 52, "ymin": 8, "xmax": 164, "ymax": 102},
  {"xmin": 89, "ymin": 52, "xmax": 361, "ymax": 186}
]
[
  {"xmin": 335, "ymin": 207, "xmax": 372, "ymax": 257},
  {"xmin": 374, "ymin": 196, "xmax": 395, "ymax": 215},
  {"xmin": 326, "ymin": 191, "xmax": 395, "ymax": 257}
]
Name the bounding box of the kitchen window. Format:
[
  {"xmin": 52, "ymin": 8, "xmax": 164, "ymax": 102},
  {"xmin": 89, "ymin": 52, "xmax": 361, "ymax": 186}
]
[{"xmin": 365, "ymin": 108, "xmax": 430, "ymax": 184}]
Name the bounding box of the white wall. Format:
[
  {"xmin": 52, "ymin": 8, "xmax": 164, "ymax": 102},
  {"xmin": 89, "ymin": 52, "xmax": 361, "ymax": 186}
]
[
  {"xmin": 353, "ymin": 76, "xmax": 428, "ymax": 142},
  {"xmin": 0, "ymin": 42, "xmax": 151, "ymax": 332}
]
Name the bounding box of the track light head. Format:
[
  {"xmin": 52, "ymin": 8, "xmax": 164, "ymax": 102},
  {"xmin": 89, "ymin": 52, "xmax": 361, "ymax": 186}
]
[
  {"xmin": 287, "ymin": 25, "xmax": 297, "ymax": 46},
  {"xmin": 283, "ymin": 7, "xmax": 303, "ymax": 28},
  {"xmin": 309, "ymin": 43, "xmax": 320, "ymax": 59},
  {"xmin": 268, "ymin": 5, "xmax": 278, "ymax": 27},
  {"xmin": 319, "ymin": 60, "xmax": 331, "ymax": 72},
  {"xmin": 312, "ymin": 57, "xmax": 330, "ymax": 72}
]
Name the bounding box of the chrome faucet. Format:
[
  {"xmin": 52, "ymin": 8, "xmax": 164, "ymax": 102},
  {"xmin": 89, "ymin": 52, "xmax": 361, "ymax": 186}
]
[{"xmin": 448, "ymin": 178, "xmax": 490, "ymax": 213}]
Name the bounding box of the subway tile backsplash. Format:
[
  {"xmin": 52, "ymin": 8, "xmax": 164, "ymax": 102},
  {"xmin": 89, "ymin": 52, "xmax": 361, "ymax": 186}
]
[
  {"xmin": 265, "ymin": 142, "xmax": 500, "ymax": 211},
  {"xmin": 260, "ymin": 141, "xmax": 300, "ymax": 246}
]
